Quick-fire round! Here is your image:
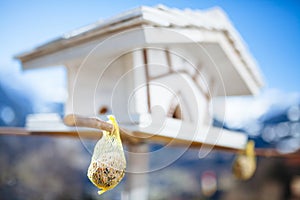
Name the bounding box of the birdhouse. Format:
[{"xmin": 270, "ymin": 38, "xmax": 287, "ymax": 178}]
[
  {"xmin": 15, "ymin": 5, "xmax": 263, "ymax": 156},
  {"xmin": 15, "ymin": 5, "xmax": 263, "ymax": 150}
]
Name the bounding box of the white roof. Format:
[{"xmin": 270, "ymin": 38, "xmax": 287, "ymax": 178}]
[{"xmin": 15, "ymin": 4, "xmax": 264, "ymax": 95}]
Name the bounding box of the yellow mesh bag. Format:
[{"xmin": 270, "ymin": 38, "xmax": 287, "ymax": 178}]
[
  {"xmin": 232, "ymin": 140, "xmax": 256, "ymax": 180},
  {"xmin": 87, "ymin": 115, "xmax": 126, "ymax": 195}
]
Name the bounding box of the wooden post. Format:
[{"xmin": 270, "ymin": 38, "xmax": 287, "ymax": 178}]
[
  {"xmin": 122, "ymin": 144, "xmax": 149, "ymax": 200},
  {"xmin": 121, "ymin": 48, "xmax": 150, "ymax": 200}
]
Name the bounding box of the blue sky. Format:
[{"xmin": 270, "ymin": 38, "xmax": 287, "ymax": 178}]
[{"xmin": 0, "ymin": 0, "xmax": 299, "ymax": 97}]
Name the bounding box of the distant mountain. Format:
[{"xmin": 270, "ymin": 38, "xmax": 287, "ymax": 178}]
[
  {"xmin": 225, "ymin": 98, "xmax": 300, "ymax": 152},
  {"xmin": 259, "ymin": 105, "xmax": 290, "ymax": 125},
  {"xmin": 0, "ymin": 82, "xmax": 33, "ymax": 126},
  {"xmin": 0, "ymin": 75, "xmax": 64, "ymax": 127}
]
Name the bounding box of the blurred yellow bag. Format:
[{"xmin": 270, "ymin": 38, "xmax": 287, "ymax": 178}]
[
  {"xmin": 232, "ymin": 140, "xmax": 256, "ymax": 180},
  {"xmin": 87, "ymin": 115, "xmax": 126, "ymax": 195}
]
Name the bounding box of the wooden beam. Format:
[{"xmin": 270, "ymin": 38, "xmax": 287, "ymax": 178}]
[
  {"xmin": 64, "ymin": 114, "xmax": 113, "ymax": 132},
  {"xmin": 0, "ymin": 127, "xmax": 101, "ymax": 140},
  {"xmin": 0, "ymin": 129, "xmax": 299, "ymax": 159},
  {"xmin": 0, "ymin": 115, "xmax": 299, "ymax": 159}
]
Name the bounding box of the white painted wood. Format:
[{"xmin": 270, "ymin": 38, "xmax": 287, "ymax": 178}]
[
  {"xmin": 148, "ymin": 72, "xmax": 209, "ymax": 125},
  {"xmin": 66, "ymin": 52, "xmax": 139, "ymax": 118},
  {"xmin": 123, "ymin": 144, "xmax": 149, "ymax": 200},
  {"xmin": 195, "ymin": 70, "xmax": 210, "ymax": 96},
  {"xmin": 65, "ymin": 64, "xmax": 78, "ymax": 115},
  {"xmin": 130, "ymin": 49, "xmax": 149, "ymax": 115},
  {"xmin": 170, "ymin": 51, "xmax": 186, "ymax": 72},
  {"xmin": 20, "ymin": 27, "xmax": 262, "ymax": 96},
  {"xmin": 146, "ymin": 48, "xmax": 169, "ymax": 77},
  {"xmin": 21, "ymin": 29, "xmax": 147, "ymax": 70},
  {"xmin": 122, "ymin": 115, "xmax": 248, "ymax": 150}
]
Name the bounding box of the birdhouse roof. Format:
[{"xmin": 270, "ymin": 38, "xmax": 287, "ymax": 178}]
[{"xmin": 15, "ymin": 4, "xmax": 264, "ymax": 95}]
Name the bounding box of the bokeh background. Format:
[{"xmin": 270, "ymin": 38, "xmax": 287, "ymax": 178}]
[{"xmin": 1, "ymin": 1, "xmax": 299, "ymax": 199}]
